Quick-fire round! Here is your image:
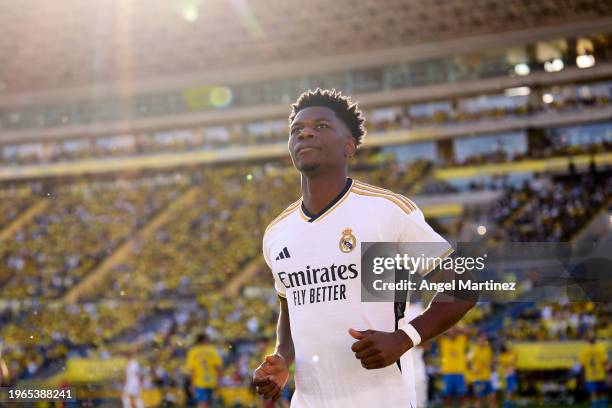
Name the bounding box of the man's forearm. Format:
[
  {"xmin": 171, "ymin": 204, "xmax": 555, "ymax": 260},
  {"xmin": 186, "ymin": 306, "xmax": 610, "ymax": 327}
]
[
  {"xmin": 409, "ymin": 296, "xmax": 475, "ymax": 343},
  {"xmin": 274, "ymin": 297, "xmax": 295, "ymax": 366},
  {"xmin": 406, "ymin": 268, "xmax": 478, "ymax": 344}
]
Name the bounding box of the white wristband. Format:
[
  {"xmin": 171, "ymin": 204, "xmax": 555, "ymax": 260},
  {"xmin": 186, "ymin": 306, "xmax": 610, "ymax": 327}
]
[{"xmin": 399, "ymin": 323, "xmax": 422, "ymax": 347}]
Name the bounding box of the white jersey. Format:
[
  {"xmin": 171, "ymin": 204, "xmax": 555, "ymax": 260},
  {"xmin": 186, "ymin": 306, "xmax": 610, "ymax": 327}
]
[
  {"xmin": 263, "ymin": 179, "xmax": 452, "ymax": 408},
  {"xmin": 406, "ymin": 302, "xmax": 428, "ymax": 408},
  {"xmin": 124, "ymin": 359, "xmax": 141, "ymax": 395}
]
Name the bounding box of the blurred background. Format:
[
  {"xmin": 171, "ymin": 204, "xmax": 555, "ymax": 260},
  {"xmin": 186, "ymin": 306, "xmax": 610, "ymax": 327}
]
[{"xmin": 0, "ymin": 0, "xmax": 611, "ymax": 406}]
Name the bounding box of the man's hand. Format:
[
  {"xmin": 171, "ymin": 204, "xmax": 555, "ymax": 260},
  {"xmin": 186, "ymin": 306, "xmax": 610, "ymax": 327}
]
[
  {"xmin": 349, "ymin": 328, "xmax": 413, "ymax": 369},
  {"xmin": 253, "ymin": 354, "xmax": 289, "ymax": 401}
]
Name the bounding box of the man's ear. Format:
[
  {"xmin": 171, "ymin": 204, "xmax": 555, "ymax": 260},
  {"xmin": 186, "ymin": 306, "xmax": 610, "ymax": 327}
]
[{"xmin": 345, "ymin": 138, "xmax": 357, "ymax": 157}]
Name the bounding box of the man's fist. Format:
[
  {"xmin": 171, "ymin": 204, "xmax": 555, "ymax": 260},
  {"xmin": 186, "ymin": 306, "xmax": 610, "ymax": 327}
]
[
  {"xmin": 349, "ymin": 328, "xmax": 413, "ymax": 369},
  {"xmin": 253, "ymin": 354, "xmax": 289, "ymax": 401}
]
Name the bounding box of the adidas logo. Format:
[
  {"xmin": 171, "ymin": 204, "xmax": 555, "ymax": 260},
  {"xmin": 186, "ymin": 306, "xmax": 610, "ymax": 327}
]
[{"xmin": 275, "ymin": 247, "xmax": 291, "ymax": 260}]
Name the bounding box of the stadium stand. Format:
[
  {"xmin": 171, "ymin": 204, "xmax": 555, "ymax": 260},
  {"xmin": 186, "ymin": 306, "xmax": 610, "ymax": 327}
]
[
  {"xmin": 2, "ymin": 79, "xmax": 612, "ymax": 165},
  {"xmin": 0, "ymin": 152, "xmax": 609, "ymax": 406},
  {"xmin": 494, "ymin": 174, "xmax": 611, "ymax": 242},
  {"xmin": 0, "ymin": 186, "xmax": 39, "ymax": 230},
  {"xmin": 1, "ymin": 176, "xmax": 190, "ymax": 300}
]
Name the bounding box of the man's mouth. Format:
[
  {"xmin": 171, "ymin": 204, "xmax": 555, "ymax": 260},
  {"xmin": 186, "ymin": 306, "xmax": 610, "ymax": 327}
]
[{"xmin": 297, "ymin": 146, "xmax": 319, "ymax": 155}]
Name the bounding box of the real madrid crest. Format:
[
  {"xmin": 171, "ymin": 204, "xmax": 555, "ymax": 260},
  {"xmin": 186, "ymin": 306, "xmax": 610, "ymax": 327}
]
[{"xmin": 339, "ymin": 228, "xmax": 357, "ymax": 253}]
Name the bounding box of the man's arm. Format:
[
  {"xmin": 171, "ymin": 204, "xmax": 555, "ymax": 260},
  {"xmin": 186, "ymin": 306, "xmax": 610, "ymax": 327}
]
[
  {"xmin": 351, "ymin": 267, "xmax": 477, "ymax": 369},
  {"xmin": 406, "ymin": 266, "xmax": 478, "ymax": 345},
  {"xmin": 0, "ymin": 357, "xmax": 9, "ymax": 386},
  {"xmin": 274, "ymin": 297, "xmax": 295, "ymax": 365},
  {"xmin": 138, "ymin": 364, "xmax": 145, "ymax": 387},
  {"xmin": 253, "ymin": 297, "xmax": 293, "ymax": 400}
]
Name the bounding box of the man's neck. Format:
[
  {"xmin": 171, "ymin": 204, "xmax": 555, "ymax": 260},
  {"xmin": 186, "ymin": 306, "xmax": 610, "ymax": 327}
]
[{"xmin": 301, "ymin": 170, "xmax": 348, "ymax": 215}]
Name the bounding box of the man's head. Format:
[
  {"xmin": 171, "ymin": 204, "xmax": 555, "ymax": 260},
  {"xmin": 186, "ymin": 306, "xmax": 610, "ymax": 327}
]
[
  {"xmin": 196, "ymin": 333, "xmax": 209, "ymax": 344},
  {"xmin": 288, "ymin": 89, "xmax": 365, "ymax": 174}
]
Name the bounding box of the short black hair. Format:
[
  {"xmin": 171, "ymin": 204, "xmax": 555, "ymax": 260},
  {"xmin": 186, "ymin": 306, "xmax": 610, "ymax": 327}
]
[
  {"xmin": 196, "ymin": 333, "xmax": 209, "ymax": 343},
  {"xmin": 289, "ymin": 88, "xmax": 366, "ymax": 146}
]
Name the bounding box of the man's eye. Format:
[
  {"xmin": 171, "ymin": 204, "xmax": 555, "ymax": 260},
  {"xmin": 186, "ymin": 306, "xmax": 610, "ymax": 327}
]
[
  {"xmin": 316, "ymin": 123, "xmax": 329, "ymax": 129},
  {"xmin": 291, "ymin": 128, "xmax": 301, "ymax": 135}
]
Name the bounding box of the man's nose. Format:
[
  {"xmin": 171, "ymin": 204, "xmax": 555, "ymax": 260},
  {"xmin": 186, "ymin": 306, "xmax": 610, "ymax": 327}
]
[{"xmin": 298, "ymin": 126, "xmax": 316, "ymax": 140}]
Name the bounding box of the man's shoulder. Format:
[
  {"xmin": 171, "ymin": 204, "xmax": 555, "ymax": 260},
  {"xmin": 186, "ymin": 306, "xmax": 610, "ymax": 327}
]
[
  {"xmin": 264, "ymin": 199, "xmax": 301, "ymax": 237},
  {"xmin": 351, "ymin": 179, "xmax": 418, "ymax": 216},
  {"xmin": 202, "ymin": 345, "xmax": 220, "ymax": 356},
  {"xmin": 190, "ymin": 344, "xmax": 215, "ymax": 356}
]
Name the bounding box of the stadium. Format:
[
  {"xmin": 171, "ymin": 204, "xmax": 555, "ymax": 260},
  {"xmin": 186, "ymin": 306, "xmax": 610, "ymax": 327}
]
[{"xmin": 0, "ymin": 0, "xmax": 610, "ymax": 407}]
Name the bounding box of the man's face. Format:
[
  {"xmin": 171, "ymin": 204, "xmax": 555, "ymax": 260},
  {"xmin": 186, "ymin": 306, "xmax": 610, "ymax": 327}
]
[{"xmin": 288, "ymin": 106, "xmax": 355, "ymax": 174}]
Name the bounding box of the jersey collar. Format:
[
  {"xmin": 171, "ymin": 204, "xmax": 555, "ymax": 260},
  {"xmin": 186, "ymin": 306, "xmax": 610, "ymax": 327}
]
[{"xmin": 300, "ymin": 178, "xmax": 353, "ymax": 223}]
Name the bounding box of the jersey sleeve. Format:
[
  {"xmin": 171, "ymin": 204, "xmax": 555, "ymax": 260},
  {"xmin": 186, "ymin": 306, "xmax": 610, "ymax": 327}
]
[
  {"xmin": 262, "ymin": 233, "xmax": 287, "ymax": 298},
  {"xmin": 185, "ymin": 349, "xmax": 194, "ymax": 371},
  {"xmin": 213, "ymin": 349, "xmax": 223, "ymax": 368},
  {"xmin": 389, "ymin": 204, "xmax": 454, "ymax": 277},
  {"xmin": 273, "ymin": 280, "xmax": 287, "ymax": 298}
]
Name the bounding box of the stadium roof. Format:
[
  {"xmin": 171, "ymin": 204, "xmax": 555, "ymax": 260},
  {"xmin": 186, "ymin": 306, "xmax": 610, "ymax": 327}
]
[{"xmin": 1, "ymin": 0, "xmax": 612, "ymax": 94}]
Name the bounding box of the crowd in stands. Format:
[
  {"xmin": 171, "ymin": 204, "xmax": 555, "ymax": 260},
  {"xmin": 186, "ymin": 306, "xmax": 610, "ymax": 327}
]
[
  {"xmin": 1, "ymin": 176, "xmax": 189, "ymax": 300},
  {"xmin": 0, "ymin": 149, "xmax": 609, "ymax": 406},
  {"xmin": 0, "ymin": 185, "xmax": 40, "ymax": 230},
  {"xmin": 87, "ymin": 167, "xmax": 298, "ymax": 303},
  {"xmin": 447, "ymin": 130, "xmax": 611, "ymax": 167},
  {"xmin": 493, "ymin": 172, "xmax": 610, "ymax": 242},
  {"xmin": 486, "ymin": 182, "xmax": 534, "ymax": 226},
  {"xmin": 367, "ymin": 81, "xmax": 611, "ymax": 133},
  {"xmin": 0, "ymin": 301, "xmax": 152, "ymax": 382},
  {"xmin": 501, "ymin": 302, "xmax": 611, "ymax": 342},
  {"xmin": 542, "ymin": 81, "xmax": 612, "ymax": 113},
  {"xmin": 416, "ymin": 174, "xmax": 516, "ymax": 195},
  {"xmin": 1, "ymin": 80, "xmax": 610, "ymax": 166},
  {"xmin": 0, "ymin": 167, "xmax": 278, "ymax": 384}
]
